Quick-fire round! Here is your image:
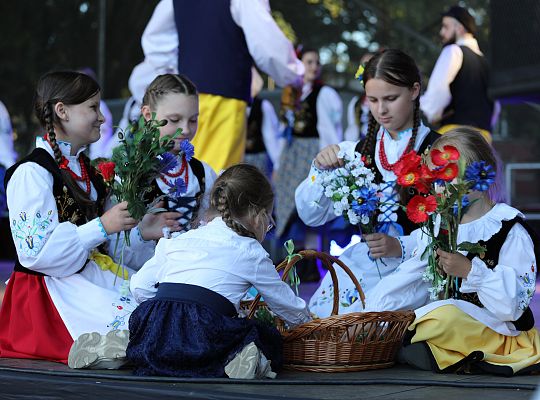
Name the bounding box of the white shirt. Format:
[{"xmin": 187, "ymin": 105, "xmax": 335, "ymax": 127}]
[
  {"xmin": 366, "ymin": 204, "xmax": 537, "ymax": 337},
  {"xmin": 420, "ymin": 36, "xmax": 483, "ymax": 123},
  {"xmin": 129, "ymin": 0, "xmax": 304, "ymax": 104},
  {"xmin": 131, "ymin": 217, "xmax": 311, "ymax": 326},
  {"xmin": 247, "ymin": 98, "xmax": 281, "ymax": 167},
  {"xmin": 0, "ymin": 100, "xmax": 17, "ymax": 168},
  {"xmin": 344, "ymin": 95, "xmax": 369, "ymax": 142}
]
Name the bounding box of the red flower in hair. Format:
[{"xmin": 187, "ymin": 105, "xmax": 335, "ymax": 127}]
[
  {"xmin": 437, "ymin": 162, "xmax": 459, "ymax": 182},
  {"xmin": 431, "ymin": 145, "xmax": 459, "ymax": 166},
  {"xmin": 406, "ymin": 195, "xmax": 437, "ymax": 224},
  {"xmin": 97, "ymin": 161, "xmax": 116, "ymax": 183}
]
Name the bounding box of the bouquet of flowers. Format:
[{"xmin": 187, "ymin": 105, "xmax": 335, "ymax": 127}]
[
  {"xmin": 393, "ymin": 145, "xmax": 495, "ymax": 299},
  {"xmin": 96, "ymin": 115, "xmax": 185, "ymax": 246},
  {"xmin": 319, "ymin": 150, "xmax": 379, "ymax": 233}
]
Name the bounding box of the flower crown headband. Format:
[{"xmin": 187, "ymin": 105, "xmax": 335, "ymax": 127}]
[{"xmin": 355, "ymin": 63, "xmax": 365, "ymax": 82}]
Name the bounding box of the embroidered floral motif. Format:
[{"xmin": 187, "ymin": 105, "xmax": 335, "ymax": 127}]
[
  {"xmin": 310, "ymin": 284, "xmax": 334, "ymax": 308},
  {"xmin": 107, "ymin": 290, "xmax": 136, "ymax": 330},
  {"xmin": 518, "ymin": 272, "xmax": 535, "ymax": 311},
  {"xmin": 340, "ymin": 287, "xmax": 361, "ymax": 308},
  {"xmin": 11, "ymin": 210, "xmax": 54, "ymax": 256},
  {"xmin": 55, "ymin": 186, "xmax": 83, "ymax": 224}
]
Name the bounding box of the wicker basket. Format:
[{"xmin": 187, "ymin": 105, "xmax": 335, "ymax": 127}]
[{"xmin": 247, "ymin": 249, "xmax": 415, "ymax": 372}]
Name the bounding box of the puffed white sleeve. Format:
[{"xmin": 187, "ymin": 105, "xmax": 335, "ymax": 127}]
[
  {"xmin": 260, "ymin": 99, "xmax": 281, "ymax": 167},
  {"xmin": 231, "ymin": 0, "xmax": 304, "ymax": 87},
  {"xmin": 460, "ymin": 223, "xmax": 537, "ymax": 322},
  {"xmin": 0, "ymin": 101, "xmax": 16, "ymax": 168},
  {"xmin": 250, "ymin": 252, "xmax": 311, "ymax": 326},
  {"xmin": 420, "ymin": 45, "xmax": 463, "ymax": 123},
  {"xmin": 129, "ymin": 238, "xmax": 167, "ymax": 303},
  {"xmin": 316, "ymin": 86, "xmax": 343, "ymax": 150},
  {"xmin": 7, "ymin": 163, "xmax": 108, "ymax": 277},
  {"xmin": 294, "ymin": 140, "xmax": 357, "ymax": 226}
]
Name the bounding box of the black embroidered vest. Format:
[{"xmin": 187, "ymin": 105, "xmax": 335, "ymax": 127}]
[
  {"xmin": 246, "ymin": 97, "xmax": 265, "ymax": 154},
  {"xmin": 291, "ymin": 83, "xmax": 323, "ymax": 138},
  {"xmin": 4, "ymin": 148, "xmax": 108, "ymax": 277},
  {"xmin": 144, "ymin": 158, "xmax": 206, "ymax": 232},
  {"xmin": 458, "ymin": 216, "xmax": 540, "ymax": 331},
  {"xmin": 354, "ymin": 129, "xmax": 440, "ymax": 235}
]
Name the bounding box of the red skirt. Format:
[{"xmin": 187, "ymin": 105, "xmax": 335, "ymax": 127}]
[{"xmin": 0, "ymin": 271, "xmax": 73, "ymax": 364}]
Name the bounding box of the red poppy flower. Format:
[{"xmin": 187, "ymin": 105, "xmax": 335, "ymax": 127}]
[
  {"xmin": 97, "ymin": 161, "xmax": 116, "ymax": 183},
  {"xmin": 431, "ymin": 145, "xmax": 460, "ymax": 166},
  {"xmin": 406, "ymin": 195, "xmax": 437, "ymax": 224},
  {"xmin": 393, "ymin": 150, "xmax": 421, "ymax": 176},
  {"xmin": 397, "ymin": 171, "xmax": 419, "ymax": 187},
  {"xmin": 437, "ymin": 162, "xmax": 459, "ymax": 181}
]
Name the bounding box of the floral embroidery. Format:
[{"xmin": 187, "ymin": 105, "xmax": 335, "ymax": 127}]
[
  {"xmin": 107, "ymin": 288, "xmax": 136, "ymax": 331},
  {"xmin": 340, "ymin": 287, "xmax": 361, "ymax": 308},
  {"xmin": 310, "ymin": 284, "xmax": 334, "ymax": 308},
  {"xmin": 518, "ymin": 272, "xmax": 535, "ymax": 311},
  {"xmin": 55, "ymin": 186, "xmax": 82, "ymax": 224},
  {"xmin": 11, "ymin": 210, "xmax": 54, "ymax": 256}
]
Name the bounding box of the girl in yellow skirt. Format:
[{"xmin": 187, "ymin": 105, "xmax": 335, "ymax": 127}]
[{"xmin": 400, "ymin": 127, "xmax": 540, "ymax": 376}]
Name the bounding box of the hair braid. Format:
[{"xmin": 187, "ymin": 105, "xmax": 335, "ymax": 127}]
[
  {"xmin": 211, "ymin": 185, "xmax": 257, "ymax": 239},
  {"xmin": 43, "ymin": 103, "xmax": 64, "ymax": 164},
  {"xmin": 361, "ymin": 112, "xmax": 379, "ymax": 156},
  {"xmin": 407, "ymin": 97, "xmax": 420, "ymax": 153}
]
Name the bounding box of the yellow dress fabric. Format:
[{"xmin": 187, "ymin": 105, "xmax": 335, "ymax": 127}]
[
  {"xmin": 89, "ymin": 251, "xmax": 129, "ymax": 280},
  {"xmin": 439, "ymin": 124, "xmax": 492, "ymax": 144},
  {"xmin": 409, "ymin": 304, "xmax": 540, "ymax": 373},
  {"xmin": 191, "ymin": 93, "xmax": 247, "ymax": 172}
]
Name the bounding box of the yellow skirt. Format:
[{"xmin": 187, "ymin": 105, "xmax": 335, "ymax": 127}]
[
  {"xmin": 409, "ymin": 305, "xmax": 540, "ymax": 374},
  {"xmin": 191, "ymin": 93, "xmax": 247, "ymax": 172},
  {"xmin": 439, "ymin": 124, "xmax": 492, "ymax": 144}
]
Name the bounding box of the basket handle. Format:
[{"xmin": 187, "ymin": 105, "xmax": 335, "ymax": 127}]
[{"xmin": 247, "ymin": 249, "xmax": 366, "ymax": 318}]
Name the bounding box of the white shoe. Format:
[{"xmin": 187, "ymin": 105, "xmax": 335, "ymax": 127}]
[
  {"xmin": 224, "ymin": 342, "xmax": 276, "ymax": 379},
  {"xmin": 68, "ymin": 330, "xmax": 129, "ymax": 369}
]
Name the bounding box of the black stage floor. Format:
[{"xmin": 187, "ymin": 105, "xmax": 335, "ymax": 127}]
[{"xmin": 0, "ymin": 358, "xmax": 539, "ymax": 400}]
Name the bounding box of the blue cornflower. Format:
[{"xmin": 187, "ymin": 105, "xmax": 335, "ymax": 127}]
[
  {"xmin": 451, "ymin": 195, "xmax": 470, "ymax": 216},
  {"xmin": 351, "ymin": 187, "xmax": 379, "ymax": 217},
  {"xmin": 168, "ymin": 177, "xmax": 187, "ymax": 198},
  {"xmin": 465, "ymin": 161, "xmax": 496, "ymax": 192},
  {"xmin": 159, "ymin": 152, "xmax": 178, "ymax": 173},
  {"xmin": 180, "ymin": 140, "xmax": 195, "ymax": 162}
]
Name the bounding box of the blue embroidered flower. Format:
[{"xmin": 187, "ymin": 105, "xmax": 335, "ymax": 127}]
[
  {"xmin": 158, "ymin": 152, "xmax": 178, "ymax": 173},
  {"xmin": 168, "ymin": 177, "xmax": 187, "ymax": 198},
  {"xmin": 179, "ymin": 140, "xmax": 195, "ymax": 162},
  {"xmin": 465, "ymin": 161, "xmax": 495, "ymax": 192},
  {"xmin": 351, "ymin": 186, "xmax": 379, "ymax": 218}
]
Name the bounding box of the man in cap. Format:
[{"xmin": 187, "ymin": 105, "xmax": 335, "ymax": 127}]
[{"xmin": 420, "ymin": 5, "xmax": 495, "ymax": 142}]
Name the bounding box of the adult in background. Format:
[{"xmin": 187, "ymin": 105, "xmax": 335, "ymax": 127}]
[
  {"xmin": 420, "ymin": 5, "xmax": 496, "ymax": 143},
  {"xmin": 128, "ymin": 0, "xmax": 304, "ymax": 172}
]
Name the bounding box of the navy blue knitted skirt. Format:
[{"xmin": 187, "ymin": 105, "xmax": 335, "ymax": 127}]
[{"xmin": 126, "ymin": 283, "xmax": 283, "ymax": 377}]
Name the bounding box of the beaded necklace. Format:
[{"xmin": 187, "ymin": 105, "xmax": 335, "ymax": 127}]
[
  {"xmin": 378, "ymin": 129, "xmax": 413, "ymax": 172},
  {"xmin": 44, "ymin": 134, "xmax": 91, "ymax": 193},
  {"xmin": 160, "ymin": 156, "xmax": 189, "ymax": 188}
]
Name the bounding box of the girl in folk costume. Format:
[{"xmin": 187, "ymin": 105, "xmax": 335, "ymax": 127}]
[
  {"xmin": 141, "ymin": 74, "xmax": 217, "ymax": 238},
  {"xmin": 274, "ymin": 47, "xmax": 342, "ymax": 246},
  {"xmin": 296, "ymin": 49, "xmax": 440, "ymax": 317},
  {"xmin": 0, "ymin": 71, "xmax": 172, "ymax": 366},
  {"xmin": 128, "ymin": 164, "xmax": 311, "ymax": 378},
  {"xmin": 385, "ymin": 128, "xmax": 540, "ymax": 376}
]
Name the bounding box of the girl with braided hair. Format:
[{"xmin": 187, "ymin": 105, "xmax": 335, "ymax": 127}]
[
  {"xmin": 128, "ymin": 163, "xmax": 311, "ymax": 378},
  {"xmin": 140, "ymin": 73, "xmax": 217, "ymax": 238},
  {"xmin": 0, "ymin": 71, "xmax": 175, "ymax": 367},
  {"xmin": 296, "ymin": 49, "xmax": 440, "ymax": 317}
]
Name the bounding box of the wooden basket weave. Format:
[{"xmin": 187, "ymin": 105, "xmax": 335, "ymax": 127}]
[{"xmin": 247, "ymin": 249, "xmax": 415, "ymax": 372}]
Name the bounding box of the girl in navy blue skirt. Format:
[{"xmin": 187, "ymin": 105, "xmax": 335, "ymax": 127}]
[{"xmin": 127, "ymin": 164, "xmax": 312, "ymax": 378}]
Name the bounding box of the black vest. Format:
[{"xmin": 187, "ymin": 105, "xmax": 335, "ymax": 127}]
[
  {"xmin": 354, "ymin": 129, "xmax": 440, "ymax": 235},
  {"xmin": 441, "ymin": 46, "xmax": 493, "ymax": 131},
  {"xmin": 291, "ymin": 83, "xmax": 323, "ymax": 138},
  {"xmin": 246, "ymin": 97, "xmax": 265, "ymax": 154},
  {"xmin": 143, "ymin": 158, "xmax": 206, "ymax": 232},
  {"xmin": 458, "ymin": 216, "xmax": 540, "ymax": 331},
  {"xmin": 4, "ymin": 148, "xmax": 108, "ymax": 277},
  {"xmin": 173, "ymin": 0, "xmax": 253, "ymax": 102}
]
